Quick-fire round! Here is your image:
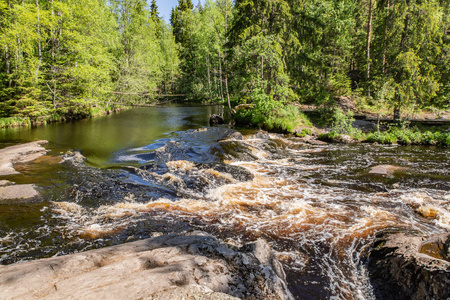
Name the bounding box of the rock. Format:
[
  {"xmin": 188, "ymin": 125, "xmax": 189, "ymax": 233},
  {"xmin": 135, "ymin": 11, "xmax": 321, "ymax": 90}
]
[
  {"xmin": 61, "ymin": 151, "xmax": 86, "ymax": 164},
  {"xmin": 0, "ymin": 184, "xmax": 40, "ymax": 203},
  {"xmin": 253, "ymin": 130, "xmax": 270, "ymax": 140},
  {"xmin": 352, "ymin": 119, "xmax": 377, "ymax": 132},
  {"xmin": 149, "ymin": 285, "xmax": 240, "ymax": 299},
  {"xmin": 334, "ymin": 96, "xmax": 357, "ymax": 112},
  {"xmin": 369, "ymin": 165, "xmax": 406, "ymax": 176},
  {"xmin": 209, "ymin": 114, "xmax": 224, "ymax": 125},
  {"xmin": 336, "ymin": 134, "xmax": 355, "ymax": 144},
  {"xmin": 0, "ymin": 140, "xmax": 48, "ymax": 176},
  {"xmin": 366, "ymin": 231, "xmax": 450, "ymax": 300},
  {"xmin": 297, "ymin": 135, "xmax": 328, "ymax": 145},
  {"xmin": 33, "ymin": 155, "xmax": 63, "ymax": 165},
  {"xmin": 0, "ymin": 180, "xmax": 13, "ymax": 186},
  {"xmin": 228, "ymin": 131, "xmax": 244, "ymax": 141},
  {"xmin": 0, "ymin": 232, "xmax": 294, "ymax": 300}
]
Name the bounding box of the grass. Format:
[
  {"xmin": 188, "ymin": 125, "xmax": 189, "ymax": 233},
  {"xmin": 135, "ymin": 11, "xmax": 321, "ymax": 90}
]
[
  {"xmin": 364, "ymin": 127, "xmax": 450, "ymax": 146},
  {"xmin": 0, "ymin": 117, "xmax": 31, "ymax": 128},
  {"xmin": 319, "ymin": 126, "xmax": 450, "ymax": 147}
]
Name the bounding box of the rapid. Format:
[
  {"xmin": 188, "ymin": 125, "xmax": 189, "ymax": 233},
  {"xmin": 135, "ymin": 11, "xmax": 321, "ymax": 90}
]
[{"xmin": 0, "ymin": 106, "xmax": 448, "ymax": 299}]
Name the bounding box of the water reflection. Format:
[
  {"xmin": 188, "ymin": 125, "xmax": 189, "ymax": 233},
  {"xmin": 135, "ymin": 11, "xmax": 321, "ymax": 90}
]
[{"xmin": 0, "ymin": 105, "xmax": 220, "ymax": 167}]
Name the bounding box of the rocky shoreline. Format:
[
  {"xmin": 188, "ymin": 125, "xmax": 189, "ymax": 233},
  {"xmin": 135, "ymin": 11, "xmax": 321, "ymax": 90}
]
[
  {"xmin": 0, "ymin": 141, "xmax": 49, "ymax": 203},
  {"xmin": 0, "ymin": 232, "xmax": 294, "ymax": 300},
  {"xmin": 365, "ymin": 230, "xmax": 450, "ymax": 300},
  {"xmin": 1, "ymin": 139, "xmax": 449, "ymax": 299}
]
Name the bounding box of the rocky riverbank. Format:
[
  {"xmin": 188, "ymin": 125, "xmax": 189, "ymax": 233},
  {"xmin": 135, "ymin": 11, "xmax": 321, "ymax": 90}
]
[
  {"xmin": 0, "ymin": 141, "xmax": 49, "ymax": 203},
  {"xmin": 365, "ymin": 230, "xmax": 450, "ymax": 300},
  {"xmin": 0, "ymin": 232, "xmax": 294, "ymax": 300}
]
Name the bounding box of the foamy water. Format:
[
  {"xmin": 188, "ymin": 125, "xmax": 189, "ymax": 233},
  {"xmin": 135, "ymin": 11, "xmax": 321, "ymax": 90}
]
[{"xmin": 1, "ymin": 130, "xmax": 449, "ymax": 299}]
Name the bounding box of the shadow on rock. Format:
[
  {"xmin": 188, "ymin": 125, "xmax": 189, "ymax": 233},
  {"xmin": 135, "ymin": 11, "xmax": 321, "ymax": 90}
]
[{"xmin": 0, "ymin": 232, "xmax": 294, "ymax": 300}]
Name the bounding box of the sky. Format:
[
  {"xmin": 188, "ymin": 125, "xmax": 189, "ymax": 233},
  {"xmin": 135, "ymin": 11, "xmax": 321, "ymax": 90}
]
[{"xmin": 155, "ymin": 0, "xmax": 205, "ymax": 24}]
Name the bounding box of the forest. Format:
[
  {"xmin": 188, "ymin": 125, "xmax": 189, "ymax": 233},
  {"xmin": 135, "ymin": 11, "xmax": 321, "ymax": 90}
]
[{"xmin": 0, "ymin": 0, "xmax": 449, "ymax": 131}]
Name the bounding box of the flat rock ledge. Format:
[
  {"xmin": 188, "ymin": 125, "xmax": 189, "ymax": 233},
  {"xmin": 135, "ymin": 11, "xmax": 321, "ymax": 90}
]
[
  {"xmin": 366, "ymin": 230, "xmax": 450, "ymax": 300},
  {"xmin": 0, "ymin": 184, "xmax": 40, "ymax": 203},
  {"xmin": 0, "ymin": 140, "xmax": 49, "ymax": 176},
  {"xmin": 0, "ymin": 232, "xmax": 294, "ymax": 300},
  {"xmin": 0, "ymin": 141, "xmax": 48, "ymax": 202}
]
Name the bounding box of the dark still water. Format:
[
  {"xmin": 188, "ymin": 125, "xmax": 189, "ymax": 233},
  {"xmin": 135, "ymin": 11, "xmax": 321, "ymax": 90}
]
[{"xmin": 0, "ymin": 105, "xmax": 449, "ymax": 299}]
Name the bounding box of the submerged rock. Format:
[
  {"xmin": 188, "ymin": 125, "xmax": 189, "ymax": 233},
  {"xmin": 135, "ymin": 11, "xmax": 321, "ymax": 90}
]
[
  {"xmin": 368, "ymin": 165, "xmax": 406, "ymax": 176},
  {"xmin": 366, "ymin": 230, "xmax": 450, "ymax": 300},
  {"xmin": 0, "ymin": 232, "xmax": 293, "ymax": 300}
]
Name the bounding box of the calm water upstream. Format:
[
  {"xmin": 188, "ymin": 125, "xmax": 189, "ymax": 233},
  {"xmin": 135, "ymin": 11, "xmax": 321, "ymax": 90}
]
[{"xmin": 0, "ymin": 106, "xmax": 449, "ymax": 299}]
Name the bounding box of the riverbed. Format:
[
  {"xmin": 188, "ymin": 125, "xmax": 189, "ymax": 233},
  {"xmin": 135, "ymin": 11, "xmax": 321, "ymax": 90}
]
[{"xmin": 0, "ymin": 105, "xmax": 448, "ymax": 299}]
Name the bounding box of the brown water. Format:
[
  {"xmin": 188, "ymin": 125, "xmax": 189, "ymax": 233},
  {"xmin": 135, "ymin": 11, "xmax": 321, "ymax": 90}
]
[{"xmin": 0, "ymin": 106, "xmax": 449, "ymax": 299}]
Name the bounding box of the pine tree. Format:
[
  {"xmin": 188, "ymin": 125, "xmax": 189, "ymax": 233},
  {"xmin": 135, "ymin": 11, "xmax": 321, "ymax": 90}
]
[{"xmin": 150, "ymin": 0, "xmax": 160, "ymax": 23}]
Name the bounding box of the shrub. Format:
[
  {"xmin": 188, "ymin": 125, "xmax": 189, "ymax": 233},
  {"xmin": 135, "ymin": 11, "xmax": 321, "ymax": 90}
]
[{"xmin": 234, "ymin": 88, "xmax": 312, "ymax": 133}]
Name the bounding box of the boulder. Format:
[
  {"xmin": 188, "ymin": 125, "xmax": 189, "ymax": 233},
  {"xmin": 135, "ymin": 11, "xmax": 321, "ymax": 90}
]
[
  {"xmin": 352, "ymin": 119, "xmax": 377, "ymax": 132},
  {"xmin": 0, "ymin": 184, "xmax": 40, "ymax": 203},
  {"xmin": 368, "ymin": 165, "xmax": 406, "ymax": 176},
  {"xmin": 253, "ymin": 130, "xmax": 270, "ymax": 140},
  {"xmin": 0, "ymin": 232, "xmax": 294, "ymax": 300},
  {"xmin": 0, "ymin": 180, "xmax": 13, "ymax": 186},
  {"xmin": 61, "ymin": 151, "xmax": 86, "ymax": 164},
  {"xmin": 296, "ymin": 135, "xmax": 328, "ymax": 145},
  {"xmin": 209, "ymin": 114, "xmax": 225, "ymax": 125},
  {"xmin": 366, "ymin": 231, "xmax": 450, "ymax": 300},
  {"xmin": 0, "ymin": 140, "xmax": 48, "ymax": 176}
]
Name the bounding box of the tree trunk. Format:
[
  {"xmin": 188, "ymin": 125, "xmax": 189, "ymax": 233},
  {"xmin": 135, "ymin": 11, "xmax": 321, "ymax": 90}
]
[
  {"xmin": 207, "ymin": 54, "xmax": 211, "ymax": 97},
  {"xmin": 261, "ymin": 55, "xmax": 264, "ymax": 80},
  {"xmin": 5, "ymin": 45, "xmax": 11, "ymax": 87},
  {"xmin": 36, "ymin": 0, "xmax": 42, "ymax": 81},
  {"xmin": 382, "ymin": 0, "xmax": 390, "ymax": 74},
  {"xmin": 223, "ymin": 0, "xmax": 232, "ymax": 117},
  {"xmin": 393, "ymin": 105, "xmax": 400, "ymax": 120},
  {"xmin": 218, "ymin": 51, "xmax": 224, "ymax": 103},
  {"xmin": 366, "ymin": 0, "xmax": 373, "ymax": 97}
]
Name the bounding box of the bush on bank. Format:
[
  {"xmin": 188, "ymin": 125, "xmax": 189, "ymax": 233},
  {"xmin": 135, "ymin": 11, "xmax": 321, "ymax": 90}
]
[
  {"xmin": 0, "ymin": 102, "xmax": 129, "ymax": 129},
  {"xmin": 234, "ymin": 88, "xmax": 312, "ymax": 133},
  {"xmin": 318, "ymin": 109, "xmax": 450, "ymax": 147}
]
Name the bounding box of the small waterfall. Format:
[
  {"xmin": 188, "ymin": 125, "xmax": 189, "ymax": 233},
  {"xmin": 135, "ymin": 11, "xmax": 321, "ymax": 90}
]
[{"xmin": 1, "ymin": 128, "xmax": 449, "ymax": 299}]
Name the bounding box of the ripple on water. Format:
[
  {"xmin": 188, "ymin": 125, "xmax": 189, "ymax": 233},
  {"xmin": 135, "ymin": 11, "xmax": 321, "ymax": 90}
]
[{"xmin": 1, "ymin": 130, "xmax": 449, "ymax": 300}]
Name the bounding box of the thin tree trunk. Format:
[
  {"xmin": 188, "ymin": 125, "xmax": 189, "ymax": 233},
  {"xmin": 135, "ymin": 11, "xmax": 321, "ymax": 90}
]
[
  {"xmin": 223, "ymin": 0, "xmax": 232, "ymax": 117},
  {"xmin": 36, "ymin": 0, "xmax": 42, "ymax": 81},
  {"xmin": 50, "ymin": 0, "xmax": 57, "ymax": 108},
  {"xmin": 5, "ymin": 45, "xmax": 11, "ymax": 87},
  {"xmin": 207, "ymin": 54, "xmax": 211, "ymax": 97},
  {"xmin": 366, "ymin": 0, "xmax": 373, "ymax": 97},
  {"xmin": 214, "ymin": 67, "xmax": 218, "ymax": 98},
  {"xmin": 218, "ymin": 52, "xmax": 224, "ymax": 103},
  {"xmin": 394, "ymin": 0, "xmax": 410, "ymax": 120},
  {"xmin": 261, "ymin": 55, "xmax": 264, "ymax": 80},
  {"xmin": 382, "ymin": 0, "xmax": 390, "ymax": 74}
]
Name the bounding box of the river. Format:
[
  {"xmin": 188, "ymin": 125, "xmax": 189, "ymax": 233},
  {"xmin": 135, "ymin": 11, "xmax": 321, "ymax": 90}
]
[{"xmin": 0, "ymin": 105, "xmax": 449, "ymax": 299}]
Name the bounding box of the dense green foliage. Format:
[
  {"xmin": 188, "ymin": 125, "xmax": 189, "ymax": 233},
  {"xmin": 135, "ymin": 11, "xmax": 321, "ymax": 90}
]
[
  {"xmin": 168, "ymin": 0, "xmax": 448, "ymax": 128},
  {"xmin": 0, "ymin": 0, "xmax": 179, "ymax": 126},
  {"xmin": 319, "ymin": 112, "xmax": 450, "ymax": 146},
  {"xmin": 0, "ymin": 0, "xmax": 448, "ymax": 130}
]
